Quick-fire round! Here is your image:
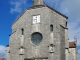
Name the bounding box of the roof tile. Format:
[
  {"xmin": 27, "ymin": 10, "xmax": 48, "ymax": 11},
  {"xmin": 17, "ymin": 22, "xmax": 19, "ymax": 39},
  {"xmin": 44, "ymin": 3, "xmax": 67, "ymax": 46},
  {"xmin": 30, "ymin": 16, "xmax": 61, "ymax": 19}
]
[
  {"xmin": 0, "ymin": 58, "xmax": 4, "ymax": 60},
  {"xmin": 69, "ymin": 42, "xmax": 76, "ymax": 48}
]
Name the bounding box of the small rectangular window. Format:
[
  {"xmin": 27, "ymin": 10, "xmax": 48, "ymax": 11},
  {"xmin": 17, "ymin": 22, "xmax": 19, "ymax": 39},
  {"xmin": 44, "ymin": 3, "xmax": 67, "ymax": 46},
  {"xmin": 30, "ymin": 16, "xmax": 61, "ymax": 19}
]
[
  {"xmin": 21, "ymin": 29, "xmax": 24, "ymax": 35},
  {"xmin": 50, "ymin": 25, "xmax": 53, "ymax": 32},
  {"xmin": 33, "ymin": 15, "xmax": 40, "ymax": 24}
]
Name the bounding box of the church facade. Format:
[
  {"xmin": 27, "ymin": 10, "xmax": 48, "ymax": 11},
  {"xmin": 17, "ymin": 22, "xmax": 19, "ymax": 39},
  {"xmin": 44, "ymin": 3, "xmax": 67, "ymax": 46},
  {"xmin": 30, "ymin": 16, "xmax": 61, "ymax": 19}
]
[{"xmin": 6, "ymin": 0, "xmax": 78, "ymax": 60}]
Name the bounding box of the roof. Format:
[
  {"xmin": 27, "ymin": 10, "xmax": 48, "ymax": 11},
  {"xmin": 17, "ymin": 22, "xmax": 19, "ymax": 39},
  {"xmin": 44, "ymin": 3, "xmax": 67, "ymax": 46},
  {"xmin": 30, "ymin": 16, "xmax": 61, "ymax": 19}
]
[
  {"xmin": 11, "ymin": 5, "xmax": 68, "ymax": 26},
  {"xmin": 69, "ymin": 42, "xmax": 76, "ymax": 48},
  {"xmin": 0, "ymin": 58, "xmax": 4, "ymax": 60}
]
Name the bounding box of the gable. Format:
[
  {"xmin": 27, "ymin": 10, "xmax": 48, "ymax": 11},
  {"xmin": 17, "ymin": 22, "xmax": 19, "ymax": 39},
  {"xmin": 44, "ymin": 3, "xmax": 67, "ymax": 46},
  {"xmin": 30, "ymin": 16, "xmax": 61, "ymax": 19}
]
[{"xmin": 11, "ymin": 5, "xmax": 68, "ymax": 27}]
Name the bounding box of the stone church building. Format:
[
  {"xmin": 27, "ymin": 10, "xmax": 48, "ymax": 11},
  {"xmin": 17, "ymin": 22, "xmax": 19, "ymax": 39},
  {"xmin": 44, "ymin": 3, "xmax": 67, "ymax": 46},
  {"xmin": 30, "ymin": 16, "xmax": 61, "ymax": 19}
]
[{"xmin": 6, "ymin": 0, "xmax": 78, "ymax": 60}]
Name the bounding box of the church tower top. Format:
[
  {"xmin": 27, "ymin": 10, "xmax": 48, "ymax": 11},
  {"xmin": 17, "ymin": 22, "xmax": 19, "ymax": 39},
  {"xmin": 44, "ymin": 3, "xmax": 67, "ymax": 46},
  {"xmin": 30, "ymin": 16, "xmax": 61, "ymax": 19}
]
[{"xmin": 33, "ymin": 0, "xmax": 44, "ymax": 6}]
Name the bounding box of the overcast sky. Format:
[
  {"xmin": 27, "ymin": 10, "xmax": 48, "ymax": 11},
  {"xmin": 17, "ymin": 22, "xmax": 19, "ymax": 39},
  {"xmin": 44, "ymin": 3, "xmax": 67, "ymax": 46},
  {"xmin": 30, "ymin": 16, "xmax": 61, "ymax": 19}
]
[{"xmin": 0, "ymin": 0, "xmax": 80, "ymax": 60}]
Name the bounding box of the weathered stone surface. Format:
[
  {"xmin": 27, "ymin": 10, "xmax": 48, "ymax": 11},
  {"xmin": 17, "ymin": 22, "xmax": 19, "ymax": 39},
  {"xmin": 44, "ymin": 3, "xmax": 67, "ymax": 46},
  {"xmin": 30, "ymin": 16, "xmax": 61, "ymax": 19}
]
[{"xmin": 33, "ymin": 0, "xmax": 44, "ymax": 6}]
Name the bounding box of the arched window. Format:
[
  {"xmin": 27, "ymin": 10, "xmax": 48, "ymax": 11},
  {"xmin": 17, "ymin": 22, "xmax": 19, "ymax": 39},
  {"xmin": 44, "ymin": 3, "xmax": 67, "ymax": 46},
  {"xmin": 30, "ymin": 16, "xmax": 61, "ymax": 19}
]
[
  {"xmin": 50, "ymin": 25, "xmax": 53, "ymax": 32},
  {"xmin": 31, "ymin": 32, "xmax": 43, "ymax": 45},
  {"xmin": 21, "ymin": 28, "xmax": 24, "ymax": 35}
]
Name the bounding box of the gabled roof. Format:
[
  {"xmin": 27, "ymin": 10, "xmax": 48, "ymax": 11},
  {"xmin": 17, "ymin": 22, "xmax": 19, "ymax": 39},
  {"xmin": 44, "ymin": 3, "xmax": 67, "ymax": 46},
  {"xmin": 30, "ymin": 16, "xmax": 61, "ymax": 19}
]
[
  {"xmin": 11, "ymin": 5, "xmax": 68, "ymax": 26},
  {"xmin": 69, "ymin": 42, "xmax": 76, "ymax": 48},
  {"xmin": 0, "ymin": 58, "xmax": 4, "ymax": 60}
]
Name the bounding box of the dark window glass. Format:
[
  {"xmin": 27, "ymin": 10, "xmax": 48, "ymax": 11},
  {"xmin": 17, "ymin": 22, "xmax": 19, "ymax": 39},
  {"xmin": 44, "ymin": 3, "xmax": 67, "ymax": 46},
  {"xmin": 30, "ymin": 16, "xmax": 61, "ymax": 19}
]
[
  {"xmin": 31, "ymin": 32, "xmax": 43, "ymax": 45},
  {"xmin": 21, "ymin": 29, "xmax": 24, "ymax": 35},
  {"xmin": 50, "ymin": 25, "xmax": 53, "ymax": 32},
  {"xmin": 66, "ymin": 22, "xmax": 67, "ymax": 27}
]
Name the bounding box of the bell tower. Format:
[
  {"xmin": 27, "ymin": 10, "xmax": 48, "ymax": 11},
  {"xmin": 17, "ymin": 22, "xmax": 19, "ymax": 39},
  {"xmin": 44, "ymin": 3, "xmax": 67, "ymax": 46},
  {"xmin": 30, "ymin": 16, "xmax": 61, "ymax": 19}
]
[{"xmin": 33, "ymin": 0, "xmax": 44, "ymax": 6}]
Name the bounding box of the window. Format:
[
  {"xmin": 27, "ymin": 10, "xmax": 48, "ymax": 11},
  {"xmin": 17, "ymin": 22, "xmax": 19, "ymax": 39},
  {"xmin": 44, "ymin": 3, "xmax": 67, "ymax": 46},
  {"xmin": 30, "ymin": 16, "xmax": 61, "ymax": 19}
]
[
  {"xmin": 50, "ymin": 25, "xmax": 53, "ymax": 32},
  {"xmin": 66, "ymin": 22, "xmax": 67, "ymax": 27},
  {"xmin": 21, "ymin": 29, "xmax": 24, "ymax": 35},
  {"xmin": 31, "ymin": 32, "xmax": 43, "ymax": 45},
  {"xmin": 33, "ymin": 15, "xmax": 40, "ymax": 24}
]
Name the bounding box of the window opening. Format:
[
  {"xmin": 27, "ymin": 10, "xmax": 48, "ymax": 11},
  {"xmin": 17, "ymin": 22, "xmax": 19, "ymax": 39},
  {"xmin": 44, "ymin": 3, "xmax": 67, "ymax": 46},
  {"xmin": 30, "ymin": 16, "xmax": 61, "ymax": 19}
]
[
  {"xmin": 50, "ymin": 25, "xmax": 53, "ymax": 32},
  {"xmin": 31, "ymin": 32, "xmax": 43, "ymax": 45},
  {"xmin": 21, "ymin": 29, "xmax": 24, "ymax": 35}
]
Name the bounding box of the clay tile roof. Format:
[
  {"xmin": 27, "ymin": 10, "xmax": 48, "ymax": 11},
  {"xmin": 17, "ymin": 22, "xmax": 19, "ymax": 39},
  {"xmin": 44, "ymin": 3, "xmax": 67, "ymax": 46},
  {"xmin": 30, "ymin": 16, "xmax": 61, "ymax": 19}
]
[
  {"xmin": 69, "ymin": 42, "xmax": 76, "ymax": 48},
  {"xmin": 0, "ymin": 58, "xmax": 4, "ymax": 60}
]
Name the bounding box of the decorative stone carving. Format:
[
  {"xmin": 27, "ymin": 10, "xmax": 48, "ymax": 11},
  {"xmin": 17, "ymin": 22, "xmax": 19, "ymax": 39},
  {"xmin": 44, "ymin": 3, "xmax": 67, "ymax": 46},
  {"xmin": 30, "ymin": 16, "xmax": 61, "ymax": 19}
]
[{"xmin": 48, "ymin": 44, "xmax": 54, "ymax": 53}]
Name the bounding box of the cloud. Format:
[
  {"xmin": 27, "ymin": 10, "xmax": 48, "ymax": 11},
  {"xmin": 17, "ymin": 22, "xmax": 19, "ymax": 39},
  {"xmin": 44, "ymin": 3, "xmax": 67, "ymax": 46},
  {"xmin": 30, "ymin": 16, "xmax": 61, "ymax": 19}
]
[
  {"xmin": 10, "ymin": 0, "xmax": 28, "ymax": 13},
  {"xmin": 0, "ymin": 45, "xmax": 6, "ymax": 58},
  {"xmin": 59, "ymin": 0, "xmax": 80, "ymax": 21},
  {"xmin": 44, "ymin": 0, "xmax": 61, "ymax": 7}
]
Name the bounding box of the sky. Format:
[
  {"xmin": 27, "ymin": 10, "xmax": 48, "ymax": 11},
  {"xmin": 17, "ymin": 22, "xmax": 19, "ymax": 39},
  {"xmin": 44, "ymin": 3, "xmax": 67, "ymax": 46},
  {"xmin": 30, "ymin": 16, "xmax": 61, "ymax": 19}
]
[{"xmin": 0, "ymin": 0, "xmax": 80, "ymax": 59}]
